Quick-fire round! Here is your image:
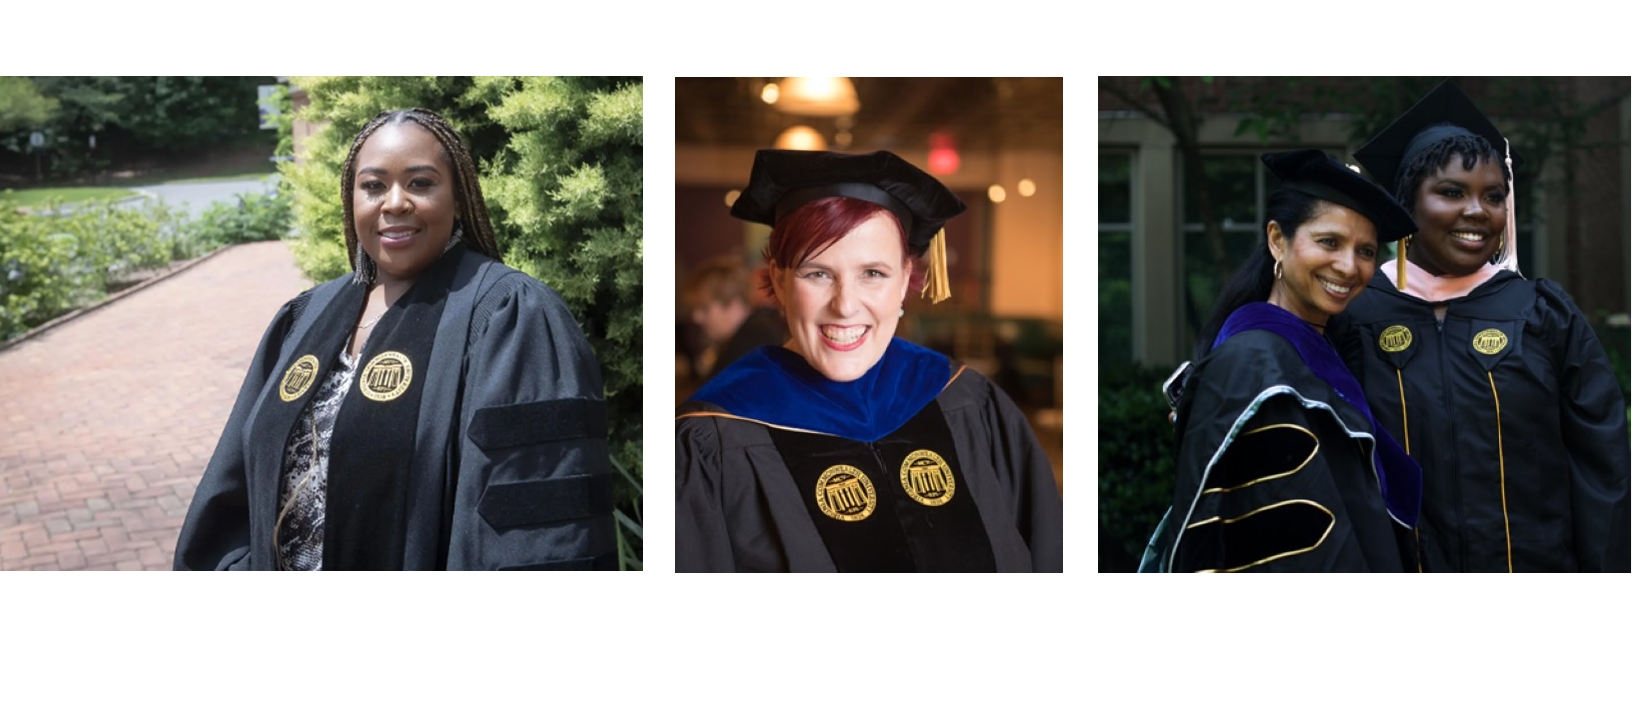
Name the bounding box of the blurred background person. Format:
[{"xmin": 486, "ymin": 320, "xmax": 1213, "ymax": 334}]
[{"xmin": 680, "ymin": 255, "xmax": 786, "ymax": 380}]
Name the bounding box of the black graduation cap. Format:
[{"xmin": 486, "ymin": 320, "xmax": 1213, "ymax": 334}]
[
  {"xmin": 731, "ymin": 149, "xmax": 965, "ymax": 255},
  {"xmin": 1353, "ymin": 78, "xmax": 1524, "ymax": 286},
  {"xmin": 730, "ymin": 149, "xmax": 966, "ymax": 301},
  {"xmin": 1261, "ymin": 149, "xmax": 1416, "ymax": 243},
  {"xmin": 1353, "ymin": 78, "xmax": 1523, "ymax": 193}
]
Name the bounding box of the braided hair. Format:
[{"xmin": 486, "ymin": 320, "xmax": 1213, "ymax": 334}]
[
  {"xmin": 1391, "ymin": 133, "xmax": 1510, "ymax": 213},
  {"xmin": 340, "ymin": 108, "xmax": 503, "ymax": 273}
]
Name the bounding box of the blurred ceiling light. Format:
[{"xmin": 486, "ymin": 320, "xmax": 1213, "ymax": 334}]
[
  {"xmin": 775, "ymin": 125, "xmax": 828, "ymax": 151},
  {"xmin": 724, "ymin": 190, "xmax": 741, "ymax": 208},
  {"xmin": 927, "ymin": 132, "xmax": 959, "ymax": 176},
  {"xmin": 1017, "ymin": 178, "xmax": 1037, "ymax": 197},
  {"xmin": 988, "ymin": 185, "xmax": 1007, "ymax": 203},
  {"xmin": 775, "ymin": 77, "xmax": 860, "ymax": 117},
  {"xmin": 760, "ymin": 83, "xmax": 780, "ymax": 105}
]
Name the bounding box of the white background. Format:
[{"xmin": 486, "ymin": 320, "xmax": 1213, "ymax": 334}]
[{"xmin": 3, "ymin": 3, "xmax": 1642, "ymax": 700}]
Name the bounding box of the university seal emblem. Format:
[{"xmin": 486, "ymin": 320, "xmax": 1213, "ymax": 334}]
[
  {"xmin": 1379, "ymin": 325, "xmax": 1412, "ymax": 353},
  {"xmin": 1473, "ymin": 329, "xmax": 1509, "ymax": 356},
  {"xmin": 815, "ymin": 465, "xmax": 876, "ymax": 522},
  {"xmin": 900, "ymin": 449, "xmax": 956, "ymax": 507},
  {"xmin": 279, "ymin": 355, "xmax": 320, "ymax": 402},
  {"xmin": 360, "ymin": 351, "xmax": 414, "ymax": 401}
]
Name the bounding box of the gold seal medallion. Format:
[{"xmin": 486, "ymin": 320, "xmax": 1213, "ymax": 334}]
[
  {"xmin": 1378, "ymin": 325, "xmax": 1412, "ymax": 353},
  {"xmin": 278, "ymin": 355, "xmax": 320, "ymax": 402},
  {"xmin": 360, "ymin": 351, "xmax": 414, "ymax": 401},
  {"xmin": 900, "ymin": 449, "xmax": 956, "ymax": 507},
  {"xmin": 815, "ymin": 465, "xmax": 876, "ymax": 522},
  {"xmin": 1472, "ymin": 329, "xmax": 1509, "ymax": 355}
]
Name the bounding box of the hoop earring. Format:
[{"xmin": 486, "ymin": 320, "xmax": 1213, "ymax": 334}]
[
  {"xmin": 354, "ymin": 242, "xmax": 376, "ymax": 286},
  {"xmin": 1273, "ymin": 258, "xmax": 1283, "ymax": 280}
]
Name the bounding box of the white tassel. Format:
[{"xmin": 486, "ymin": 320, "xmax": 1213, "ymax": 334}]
[{"xmin": 1499, "ymin": 137, "xmax": 1520, "ymax": 274}]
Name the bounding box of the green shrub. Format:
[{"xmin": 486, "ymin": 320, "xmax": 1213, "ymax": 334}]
[
  {"xmin": 189, "ymin": 187, "xmax": 293, "ymax": 248},
  {"xmin": 0, "ymin": 198, "xmax": 188, "ymax": 339},
  {"xmin": 1097, "ymin": 364, "xmax": 1178, "ymax": 572},
  {"xmin": 281, "ymin": 76, "xmax": 644, "ymax": 568},
  {"xmin": 1, "ymin": 207, "xmax": 90, "ymax": 338}
]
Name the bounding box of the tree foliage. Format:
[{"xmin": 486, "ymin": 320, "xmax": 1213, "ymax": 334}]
[
  {"xmin": 279, "ymin": 76, "xmax": 644, "ymax": 567},
  {"xmin": 1, "ymin": 77, "xmax": 275, "ymax": 178},
  {"xmin": 0, "ymin": 77, "xmax": 58, "ymax": 133}
]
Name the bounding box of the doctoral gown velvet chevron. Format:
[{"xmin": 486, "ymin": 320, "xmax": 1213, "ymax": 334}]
[{"xmin": 1163, "ymin": 305, "xmax": 1417, "ymax": 573}]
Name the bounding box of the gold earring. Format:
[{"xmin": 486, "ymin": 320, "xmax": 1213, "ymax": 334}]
[{"xmin": 1273, "ymin": 258, "xmax": 1283, "ymax": 280}]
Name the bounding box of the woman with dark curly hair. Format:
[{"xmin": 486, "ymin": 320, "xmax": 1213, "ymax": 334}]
[
  {"xmin": 1331, "ymin": 79, "xmax": 1629, "ymax": 572},
  {"xmin": 176, "ymin": 109, "xmax": 615, "ymax": 570}
]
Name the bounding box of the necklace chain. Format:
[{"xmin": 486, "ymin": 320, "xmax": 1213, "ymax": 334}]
[{"xmin": 357, "ymin": 310, "xmax": 386, "ymax": 329}]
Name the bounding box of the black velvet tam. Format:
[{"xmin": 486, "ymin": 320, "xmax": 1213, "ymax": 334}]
[
  {"xmin": 730, "ymin": 149, "xmax": 965, "ymax": 256},
  {"xmin": 1261, "ymin": 149, "xmax": 1417, "ymax": 243}
]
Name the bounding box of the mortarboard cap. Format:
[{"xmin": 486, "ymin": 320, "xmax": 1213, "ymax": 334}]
[
  {"xmin": 731, "ymin": 149, "xmax": 966, "ymax": 302},
  {"xmin": 1353, "ymin": 78, "xmax": 1523, "ymax": 193},
  {"xmin": 730, "ymin": 149, "xmax": 965, "ymax": 257},
  {"xmin": 1261, "ymin": 149, "xmax": 1417, "ymax": 243}
]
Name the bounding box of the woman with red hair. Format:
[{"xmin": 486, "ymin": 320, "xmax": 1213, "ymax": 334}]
[{"xmin": 675, "ymin": 150, "xmax": 1062, "ymax": 572}]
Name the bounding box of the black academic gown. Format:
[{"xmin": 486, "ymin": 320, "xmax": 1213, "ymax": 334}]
[
  {"xmin": 1331, "ymin": 270, "xmax": 1630, "ymax": 572},
  {"xmin": 174, "ymin": 246, "xmax": 616, "ymax": 570},
  {"xmin": 676, "ymin": 346, "xmax": 1062, "ymax": 573},
  {"xmin": 1164, "ymin": 329, "xmax": 1412, "ymax": 573}
]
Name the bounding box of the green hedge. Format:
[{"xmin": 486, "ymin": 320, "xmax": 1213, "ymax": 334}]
[
  {"xmin": 280, "ymin": 76, "xmax": 644, "ymax": 569},
  {"xmin": 1, "ymin": 190, "xmax": 291, "ymax": 340},
  {"xmin": 2, "ymin": 199, "xmax": 175, "ymax": 338},
  {"xmin": 1097, "ymin": 365, "xmax": 1177, "ymax": 572}
]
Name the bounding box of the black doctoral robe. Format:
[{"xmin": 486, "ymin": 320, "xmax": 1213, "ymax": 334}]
[
  {"xmin": 1331, "ymin": 270, "xmax": 1630, "ymax": 572},
  {"xmin": 676, "ymin": 341, "xmax": 1062, "ymax": 572},
  {"xmin": 174, "ymin": 246, "xmax": 616, "ymax": 570},
  {"xmin": 1161, "ymin": 305, "xmax": 1417, "ymax": 573}
]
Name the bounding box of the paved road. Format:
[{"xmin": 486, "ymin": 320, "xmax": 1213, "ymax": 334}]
[
  {"xmin": 0, "ymin": 241, "xmax": 308, "ymax": 570},
  {"xmin": 136, "ymin": 175, "xmax": 281, "ymax": 221}
]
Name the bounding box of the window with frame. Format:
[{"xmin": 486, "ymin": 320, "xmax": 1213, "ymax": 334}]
[{"xmin": 1096, "ymin": 153, "xmax": 1132, "ymax": 368}]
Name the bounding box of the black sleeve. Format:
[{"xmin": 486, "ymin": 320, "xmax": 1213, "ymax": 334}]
[
  {"xmin": 1170, "ymin": 393, "xmax": 1339, "ymax": 572},
  {"xmin": 1166, "ymin": 336, "xmax": 1406, "ymax": 572},
  {"xmin": 675, "ymin": 416, "xmax": 737, "ymax": 572},
  {"xmin": 445, "ymin": 275, "xmax": 616, "ymax": 570},
  {"xmin": 1538, "ymin": 280, "xmax": 1631, "ymax": 572},
  {"xmin": 173, "ymin": 297, "xmax": 302, "ymax": 570},
  {"xmin": 979, "ymin": 376, "xmax": 1063, "ymax": 573}
]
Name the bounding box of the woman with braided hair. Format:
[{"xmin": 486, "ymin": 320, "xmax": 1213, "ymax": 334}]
[
  {"xmin": 1330, "ymin": 80, "xmax": 1629, "ymax": 572},
  {"xmin": 176, "ymin": 109, "xmax": 616, "ymax": 570}
]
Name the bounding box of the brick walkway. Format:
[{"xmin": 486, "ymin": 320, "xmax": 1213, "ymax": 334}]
[{"xmin": 0, "ymin": 241, "xmax": 308, "ymax": 570}]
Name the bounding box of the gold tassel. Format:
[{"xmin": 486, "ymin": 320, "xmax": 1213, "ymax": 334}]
[
  {"xmin": 922, "ymin": 228, "xmax": 952, "ymax": 303},
  {"xmin": 1396, "ymin": 236, "xmax": 1408, "ymax": 291}
]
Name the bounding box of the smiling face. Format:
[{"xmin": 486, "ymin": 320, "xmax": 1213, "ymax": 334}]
[
  {"xmin": 352, "ymin": 123, "xmax": 457, "ymax": 285},
  {"xmin": 1267, "ymin": 201, "xmax": 1379, "ymax": 328},
  {"xmin": 770, "ymin": 211, "xmax": 912, "ymax": 382},
  {"xmin": 1408, "ymin": 154, "xmax": 1509, "ymax": 277}
]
